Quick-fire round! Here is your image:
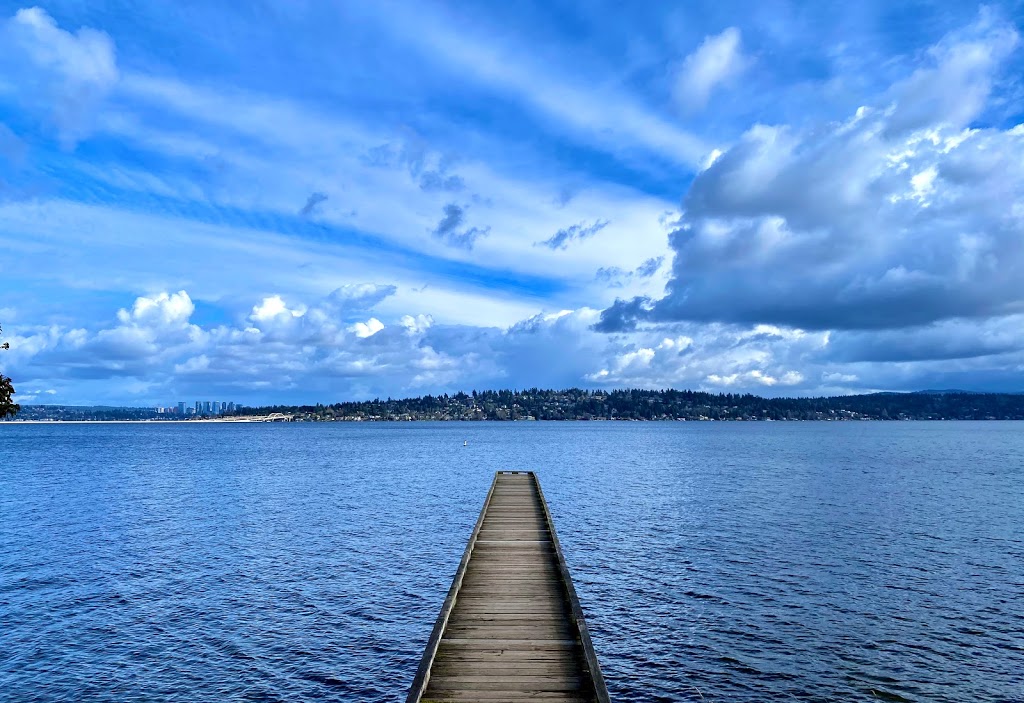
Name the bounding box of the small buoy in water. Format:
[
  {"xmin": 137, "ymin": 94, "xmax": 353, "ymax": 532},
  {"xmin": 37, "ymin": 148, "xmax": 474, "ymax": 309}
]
[{"xmin": 463, "ymin": 440, "xmax": 468, "ymax": 446}]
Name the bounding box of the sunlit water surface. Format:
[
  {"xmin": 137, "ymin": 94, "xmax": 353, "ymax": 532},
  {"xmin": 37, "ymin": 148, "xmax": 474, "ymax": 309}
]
[{"xmin": 1, "ymin": 422, "xmax": 1022, "ymax": 702}]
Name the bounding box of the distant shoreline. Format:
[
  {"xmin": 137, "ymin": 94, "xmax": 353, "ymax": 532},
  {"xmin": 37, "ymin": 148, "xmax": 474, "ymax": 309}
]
[
  {"xmin": 10, "ymin": 388, "xmax": 1024, "ymax": 422},
  {"xmin": 3, "ymin": 418, "xmax": 270, "ymax": 424},
  {"xmin": 4, "ymin": 417, "xmax": 1022, "ymax": 424}
]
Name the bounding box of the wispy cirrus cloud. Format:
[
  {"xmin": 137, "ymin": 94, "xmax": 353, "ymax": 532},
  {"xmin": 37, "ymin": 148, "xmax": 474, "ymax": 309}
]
[
  {"xmin": 537, "ymin": 219, "xmax": 609, "ymax": 251},
  {"xmin": 356, "ymin": 3, "xmax": 710, "ymax": 168},
  {"xmin": 675, "ymin": 27, "xmax": 751, "ymax": 111},
  {"xmin": 0, "ymin": 7, "xmax": 118, "ymax": 145}
]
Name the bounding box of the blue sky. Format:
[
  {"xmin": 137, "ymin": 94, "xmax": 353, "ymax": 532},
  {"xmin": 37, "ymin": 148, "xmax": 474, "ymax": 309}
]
[{"xmin": 2, "ymin": 1, "xmax": 1024, "ymax": 405}]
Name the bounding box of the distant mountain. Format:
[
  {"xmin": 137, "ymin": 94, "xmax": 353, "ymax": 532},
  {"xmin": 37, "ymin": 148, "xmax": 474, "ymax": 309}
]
[{"xmin": 913, "ymin": 389, "xmax": 1024, "ymax": 395}]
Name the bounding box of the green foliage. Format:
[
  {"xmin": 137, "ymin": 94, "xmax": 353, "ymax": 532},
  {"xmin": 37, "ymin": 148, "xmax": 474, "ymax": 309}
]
[{"xmin": 0, "ymin": 324, "xmax": 18, "ymax": 418}]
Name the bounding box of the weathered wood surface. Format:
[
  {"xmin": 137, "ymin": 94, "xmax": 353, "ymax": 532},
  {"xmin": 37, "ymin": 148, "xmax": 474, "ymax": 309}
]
[{"xmin": 407, "ymin": 471, "xmax": 609, "ymax": 703}]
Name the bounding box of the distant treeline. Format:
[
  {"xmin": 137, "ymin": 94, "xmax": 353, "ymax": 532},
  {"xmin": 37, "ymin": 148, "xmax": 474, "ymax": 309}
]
[
  {"xmin": 238, "ymin": 388, "xmax": 1024, "ymax": 422},
  {"xmin": 10, "ymin": 406, "xmax": 172, "ymax": 421}
]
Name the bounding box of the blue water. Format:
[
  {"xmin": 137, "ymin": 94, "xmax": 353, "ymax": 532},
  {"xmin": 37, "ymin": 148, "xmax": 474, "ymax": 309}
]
[{"xmin": 1, "ymin": 422, "xmax": 1022, "ymax": 702}]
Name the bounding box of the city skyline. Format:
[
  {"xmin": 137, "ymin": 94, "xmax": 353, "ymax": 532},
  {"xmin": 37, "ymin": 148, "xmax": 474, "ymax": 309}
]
[{"xmin": 152, "ymin": 401, "xmax": 238, "ymax": 415}]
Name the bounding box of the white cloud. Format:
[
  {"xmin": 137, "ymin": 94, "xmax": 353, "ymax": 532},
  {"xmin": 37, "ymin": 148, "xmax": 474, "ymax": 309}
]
[
  {"xmin": 251, "ymin": 295, "xmax": 305, "ymax": 322},
  {"xmin": 0, "ymin": 198, "xmax": 550, "ymax": 328},
  {"xmin": 1, "ymin": 7, "xmax": 119, "ymax": 144},
  {"xmin": 88, "ymin": 70, "xmax": 680, "ymax": 297},
  {"xmin": 399, "ymin": 314, "xmax": 432, "ymax": 336},
  {"xmin": 886, "ymin": 9, "xmax": 1019, "ymax": 134},
  {"xmin": 676, "ymin": 27, "xmax": 750, "ymax": 110},
  {"xmin": 705, "ymin": 369, "xmax": 803, "ymax": 388},
  {"xmin": 0, "ymin": 10, "xmax": 683, "ymax": 308},
  {"xmin": 601, "ymin": 12, "xmax": 1024, "ymax": 333},
  {"xmin": 352, "ymin": 4, "xmax": 709, "ymax": 166},
  {"xmin": 174, "ymin": 355, "xmax": 210, "ymax": 374},
  {"xmin": 349, "ymin": 318, "xmax": 384, "ymax": 338},
  {"xmin": 6, "ymin": 286, "xmax": 1024, "ymax": 405},
  {"xmin": 117, "ymin": 291, "xmax": 195, "ymax": 328}
]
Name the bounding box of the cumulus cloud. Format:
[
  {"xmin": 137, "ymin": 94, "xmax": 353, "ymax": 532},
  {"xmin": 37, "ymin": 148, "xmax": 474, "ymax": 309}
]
[
  {"xmin": 537, "ymin": 219, "xmax": 609, "ymax": 250},
  {"xmin": 117, "ymin": 290, "xmax": 195, "ymax": 328},
  {"xmin": 600, "ymin": 13, "xmax": 1024, "ymax": 335},
  {"xmin": 1, "ymin": 7, "xmax": 119, "ymax": 145},
  {"xmin": 7, "ymin": 285, "xmax": 1024, "ymax": 405},
  {"xmin": 431, "ymin": 203, "xmax": 490, "ymax": 249},
  {"xmin": 583, "ymin": 323, "xmax": 812, "ymax": 390},
  {"xmin": 706, "ymin": 369, "xmax": 804, "ymax": 388},
  {"xmin": 250, "ymin": 295, "xmax": 305, "ymax": 325},
  {"xmin": 675, "ymin": 27, "xmax": 750, "ymax": 110},
  {"xmin": 349, "ymin": 318, "xmax": 384, "ymax": 338}
]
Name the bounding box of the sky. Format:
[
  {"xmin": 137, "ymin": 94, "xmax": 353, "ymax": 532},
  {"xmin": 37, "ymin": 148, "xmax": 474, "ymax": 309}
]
[{"xmin": 1, "ymin": 0, "xmax": 1023, "ymax": 406}]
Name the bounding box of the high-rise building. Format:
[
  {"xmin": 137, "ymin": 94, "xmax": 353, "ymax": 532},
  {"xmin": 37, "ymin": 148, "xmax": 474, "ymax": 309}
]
[
  {"xmin": 204, "ymin": 401, "xmax": 212, "ymax": 413},
  {"xmin": 212, "ymin": 401, "xmax": 220, "ymax": 415},
  {"xmin": 195, "ymin": 401, "xmax": 202, "ymax": 415},
  {"xmin": 178, "ymin": 402, "xmax": 186, "ymax": 415}
]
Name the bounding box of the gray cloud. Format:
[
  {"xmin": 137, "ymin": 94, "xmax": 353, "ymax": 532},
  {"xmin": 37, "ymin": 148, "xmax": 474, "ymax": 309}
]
[
  {"xmin": 431, "ymin": 203, "xmax": 490, "ymax": 249},
  {"xmin": 362, "ymin": 139, "xmax": 466, "ymax": 193},
  {"xmin": 595, "ymin": 266, "xmax": 627, "ymax": 286},
  {"xmin": 825, "ymin": 316, "xmax": 1024, "ymax": 363},
  {"xmin": 594, "ymin": 296, "xmax": 653, "ymax": 333},
  {"xmin": 299, "ymin": 192, "xmax": 328, "ymax": 217},
  {"xmin": 598, "ymin": 14, "xmax": 1024, "ymax": 334},
  {"xmin": 635, "ymin": 256, "xmax": 664, "ymax": 278},
  {"xmin": 537, "ymin": 219, "xmax": 609, "ymax": 250},
  {"xmin": 595, "ymin": 257, "xmax": 664, "ymax": 288},
  {"xmin": 433, "ymin": 203, "xmax": 463, "ymax": 236},
  {"xmin": 419, "ymin": 171, "xmax": 465, "ymax": 193}
]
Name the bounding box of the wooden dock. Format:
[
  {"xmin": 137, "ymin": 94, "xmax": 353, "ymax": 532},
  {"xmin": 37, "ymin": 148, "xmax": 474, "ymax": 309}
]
[{"xmin": 407, "ymin": 471, "xmax": 609, "ymax": 703}]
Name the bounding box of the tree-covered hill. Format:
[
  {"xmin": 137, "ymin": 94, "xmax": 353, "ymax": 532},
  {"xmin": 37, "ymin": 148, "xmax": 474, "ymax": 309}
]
[{"xmin": 243, "ymin": 388, "xmax": 1024, "ymax": 422}]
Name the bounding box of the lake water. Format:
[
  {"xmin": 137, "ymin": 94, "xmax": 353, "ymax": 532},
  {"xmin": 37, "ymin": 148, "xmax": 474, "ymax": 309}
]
[{"xmin": 1, "ymin": 421, "xmax": 1022, "ymax": 702}]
